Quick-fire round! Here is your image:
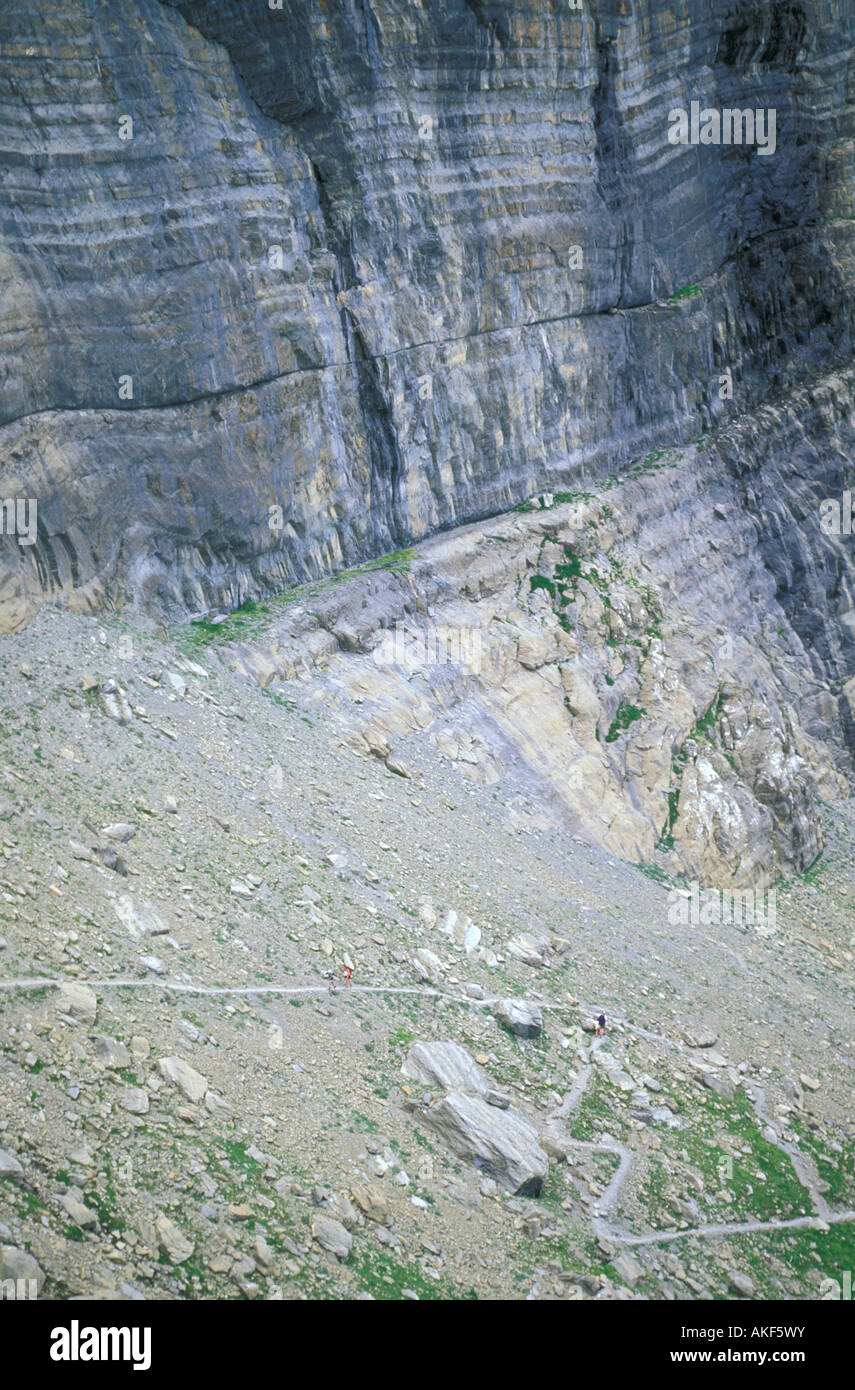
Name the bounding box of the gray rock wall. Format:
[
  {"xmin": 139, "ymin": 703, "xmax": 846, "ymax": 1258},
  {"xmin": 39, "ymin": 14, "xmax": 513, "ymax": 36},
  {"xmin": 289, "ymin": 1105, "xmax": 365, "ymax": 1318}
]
[{"xmin": 0, "ymin": 0, "xmax": 854, "ymax": 630}]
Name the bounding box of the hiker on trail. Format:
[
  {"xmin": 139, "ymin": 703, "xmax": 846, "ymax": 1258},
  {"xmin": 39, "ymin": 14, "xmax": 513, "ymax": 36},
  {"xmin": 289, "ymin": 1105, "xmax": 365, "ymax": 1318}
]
[
  {"xmin": 342, "ymin": 965, "xmax": 353, "ymax": 987},
  {"xmin": 596, "ymin": 1013, "xmax": 607, "ymax": 1037},
  {"xmin": 326, "ymin": 971, "xmax": 338, "ymax": 996}
]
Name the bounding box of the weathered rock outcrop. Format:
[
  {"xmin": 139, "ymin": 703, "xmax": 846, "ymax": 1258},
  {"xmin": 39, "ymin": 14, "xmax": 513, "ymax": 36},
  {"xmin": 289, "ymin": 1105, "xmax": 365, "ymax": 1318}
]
[
  {"xmin": 402, "ymin": 1040, "xmax": 489, "ymax": 1094},
  {"xmin": 1, "ymin": 0, "xmax": 854, "ymax": 630},
  {"xmin": 404, "ymin": 1040, "xmax": 549, "ymax": 1193},
  {"xmin": 494, "ymin": 999, "xmax": 543, "ymax": 1039},
  {"xmin": 424, "ymin": 1090, "xmax": 549, "ymax": 1196},
  {"xmin": 215, "ymin": 366, "xmax": 855, "ymax": 886}
]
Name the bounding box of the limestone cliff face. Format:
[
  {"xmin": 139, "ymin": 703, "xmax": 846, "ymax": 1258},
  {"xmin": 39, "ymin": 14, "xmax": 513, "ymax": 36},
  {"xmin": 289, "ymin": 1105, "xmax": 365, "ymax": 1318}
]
[{"xmin": 1, "ymin": 0, "xmax": 854, "ymax": 633}]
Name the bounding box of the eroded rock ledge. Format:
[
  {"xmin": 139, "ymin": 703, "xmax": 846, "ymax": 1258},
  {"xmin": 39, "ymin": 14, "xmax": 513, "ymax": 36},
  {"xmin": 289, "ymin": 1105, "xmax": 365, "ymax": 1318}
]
[{"xmin": 207, "ymin": 371, "xmax": 855, "ymax": 887}]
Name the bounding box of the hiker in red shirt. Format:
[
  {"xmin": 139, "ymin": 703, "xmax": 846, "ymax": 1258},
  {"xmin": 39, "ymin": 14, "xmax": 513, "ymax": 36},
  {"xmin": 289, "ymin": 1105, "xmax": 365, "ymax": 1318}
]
[{"xmin": 342, "ymin": 965, "xmax": 353, "ymax": 986}]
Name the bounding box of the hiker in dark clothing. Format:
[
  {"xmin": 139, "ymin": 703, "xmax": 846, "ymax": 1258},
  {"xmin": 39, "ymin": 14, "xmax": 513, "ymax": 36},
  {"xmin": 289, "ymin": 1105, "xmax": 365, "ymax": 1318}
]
[{"xmin": 596, "ymin": 1013, "xmax": 607, "ymax": 1037}]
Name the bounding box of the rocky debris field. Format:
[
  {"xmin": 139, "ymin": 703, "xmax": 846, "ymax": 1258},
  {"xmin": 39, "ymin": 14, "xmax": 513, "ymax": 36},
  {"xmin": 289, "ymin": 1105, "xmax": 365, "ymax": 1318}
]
[{"xmin": 0, "ymin": 559, "xmax": 853, "ymax": 1299}]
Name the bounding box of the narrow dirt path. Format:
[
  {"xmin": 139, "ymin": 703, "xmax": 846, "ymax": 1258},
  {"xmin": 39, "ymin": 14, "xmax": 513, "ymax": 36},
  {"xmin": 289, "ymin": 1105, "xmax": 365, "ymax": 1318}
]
[
  {"xmin": 3, "ymin": 973, "xmax": 852, "ymax": 1251},
  {"xmin": 615, "ymin": 1209, "xmax": 855, "ymax": 1247},
  {"xmin": 546, "ymin": 1029, "xmax": 851, "ymax": 1249}
]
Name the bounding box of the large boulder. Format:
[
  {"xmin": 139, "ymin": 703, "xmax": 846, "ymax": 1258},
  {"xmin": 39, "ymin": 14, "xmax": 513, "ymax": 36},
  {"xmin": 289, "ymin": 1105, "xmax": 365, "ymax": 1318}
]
[
  {"xmin": 440, "ymin": 910, "xmax": 481, "ymax": 953},
  {"xmin": 154, "ymin": 1214, "xmax": 194, "ymax": 1264},
  {"xmin": 411, "ymin": 949, "xmax": 444, "ymax": 985},
  {"xmin": 311, "ymin": 1214, "xmax": 352, "ymax": 1262},
  {"xmin": 156, "ymin": 1056, "xmax": 208, "ymax": 1104},
  {"xmin": 0, "ymin": 1149, "xmax": 24, "ymax": 1182},
  {"xmin": 494, "ymin": 999, "xmax": 543, "ymax": 1039},
  {"xmin": 505, "ymin": 934, "xmax": 549, "ymax": 968},
  {"xmin": 402, "ymin": 1041, "xmax": 488, "ymax": 1095},
  {"xmin": 56, "ymin": 982, "xmax": 97, "ymax": 1021},
  {"xmin": 115, "ymin": 895, "xmax": 171, "ymax": 939},
  {"xmin": 0, "ymin": 1246, "xmax": 45, "ymax": 1295},
  {"xmin": 349, "ymin": 1183, "xmax": 389, "ymax": 1225},
  {"xmin": 93, "ymin": 1036, "xmax": 132, "ymax": 1069},
  {"xmin": 422, "ymin": 1090, "xmax": 549, "ymax": 1196}
]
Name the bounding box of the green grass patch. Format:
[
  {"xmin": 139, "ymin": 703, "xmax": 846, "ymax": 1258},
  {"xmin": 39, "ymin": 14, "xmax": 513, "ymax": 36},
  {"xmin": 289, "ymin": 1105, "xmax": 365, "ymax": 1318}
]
[
  {"xmin": 350, "ymin": 1244, "xmax": 477, "ymax": 1301},
  {"xmin": 349, "ymin": 1110, "xmax": 379, "ymax": 1134},
  {"xmin": 798, "ymin": 853, "xmax": 825, "ymax": 886},
  {"xmin": 571, "ymin": 1065, "xmax": 632, "ymax": 1145},
  {"xmin": 720, "ymin": 1221, "xmax": 855, "ymax": 1298},
  {"xmin": 690, "ymin": 687, "xmax": 725, "ymax": 743},
  {"xmin": 220, "ymin": 1140, "xmax": 264, "ymax": 1177},
  {"xmin": 667, "ymin": 284, "xmax": 703, "ymax": 304},
  {"xmin": 178, "ymin": 548, "xmax": 414, "ymax": 651},
  {"xmin": 605, "ymin": 702, "xmax": 646, "ymax": 742},
  {"xmin": 529, "ymin": 574, "xmax": 556, "ymax": 599},
  {"xmin": 635, "ymin": 1085, "xmax": 813, "ymax": 1232},
  {"xmin": 635, "ymin": 861, "xmax": 673, "ymax": 887},
  {"xmin": 790, "ymin": 1118, "xmax": 855, "ymax": 1207}
]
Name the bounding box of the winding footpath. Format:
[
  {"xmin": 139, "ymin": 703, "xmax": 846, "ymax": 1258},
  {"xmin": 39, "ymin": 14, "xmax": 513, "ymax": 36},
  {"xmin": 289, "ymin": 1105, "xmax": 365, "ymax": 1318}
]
[
  {"xmin": 3, "ymin": 972, "xmax": 854, "ymax": 1250},
  {"xmin": 545, "ymin": 1031, "xmax": 855, "ymax": 1249}
]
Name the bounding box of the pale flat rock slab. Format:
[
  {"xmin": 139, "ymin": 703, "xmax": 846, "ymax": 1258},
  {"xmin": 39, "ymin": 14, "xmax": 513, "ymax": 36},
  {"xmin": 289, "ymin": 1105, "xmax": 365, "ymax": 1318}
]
[
  {"xmin": 204, "ymin": 1090, "xmax": 232, "ymax": 1116},
  {"xmin": 92, "ymin": 1036, "xmax": 132, "ymax": 1069},
  {"xmin": 120, "ymin": 1088, "xmax": 150, "ymax": 1115},
  {"xmin": 311, "ymin": 1214, "xmax": 352, "ymax": 1261},
  {"xmin": 57, "ymin": 982, "xmax": 97, "ymax": 1021},
  {"xmin": 412, "ymin": 949, "xmax": 444, "ymax": 984},
  {"xmin": 154, "ymin": 1214, "xmax": 194, "ymax": 1264},
  {"xmin": 156, "ymin": 1056, "xmax": 208, "ymax": 1104},
  {"xmin": 115, "ymin": 895, "xmax": 171, "ymax": 938},
  {"xmin": 0, "ymin": 1148, "xmax": 24, "ymax": 1181},
  {"xmin": 440, "ymin": 909, "xmax": 481, "ymax": 953},
  {"xmin": 59, "ymin": 1193, "xmax": 99, "ymax": 1228},
  {"xmin": 703, "ymin": 1072, "xmax": 736, "ymax": 1099},
  {"xmin": 605, "ymin": 1068, "xmax": 636, "ymax": 1093},
  {"xmin": 517, "ymin": 630, "xmax": 556, "ymax": 670},
  {"xmin": 101, "ymin": 822, "xmax": 137, "ymax": 842},
  {"xmin": 505, "ymin": 933, "xmax": 548, "ymax": 967},
  {"xmin": 729, "ymin": 1271, "xmax": 755, "ymax": 1298},
  {"xmin": 593, "ymin": 1052, "xmax": 636, "ymax": 1092},
  {"xmin": 349, "ymin": 1183, "xmax": 389, "ymax": 1225},
  {"xmin": 0, "ymin": 1245, "xmax": 45, "ymax": 1294},
  {"xmin": 613, "ymin": 1251, "xmax": 644, "ymax": 1288},
  {"xmin": 402, "ymin": 1041, "xmax": 488, "ymax": 1096}
]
